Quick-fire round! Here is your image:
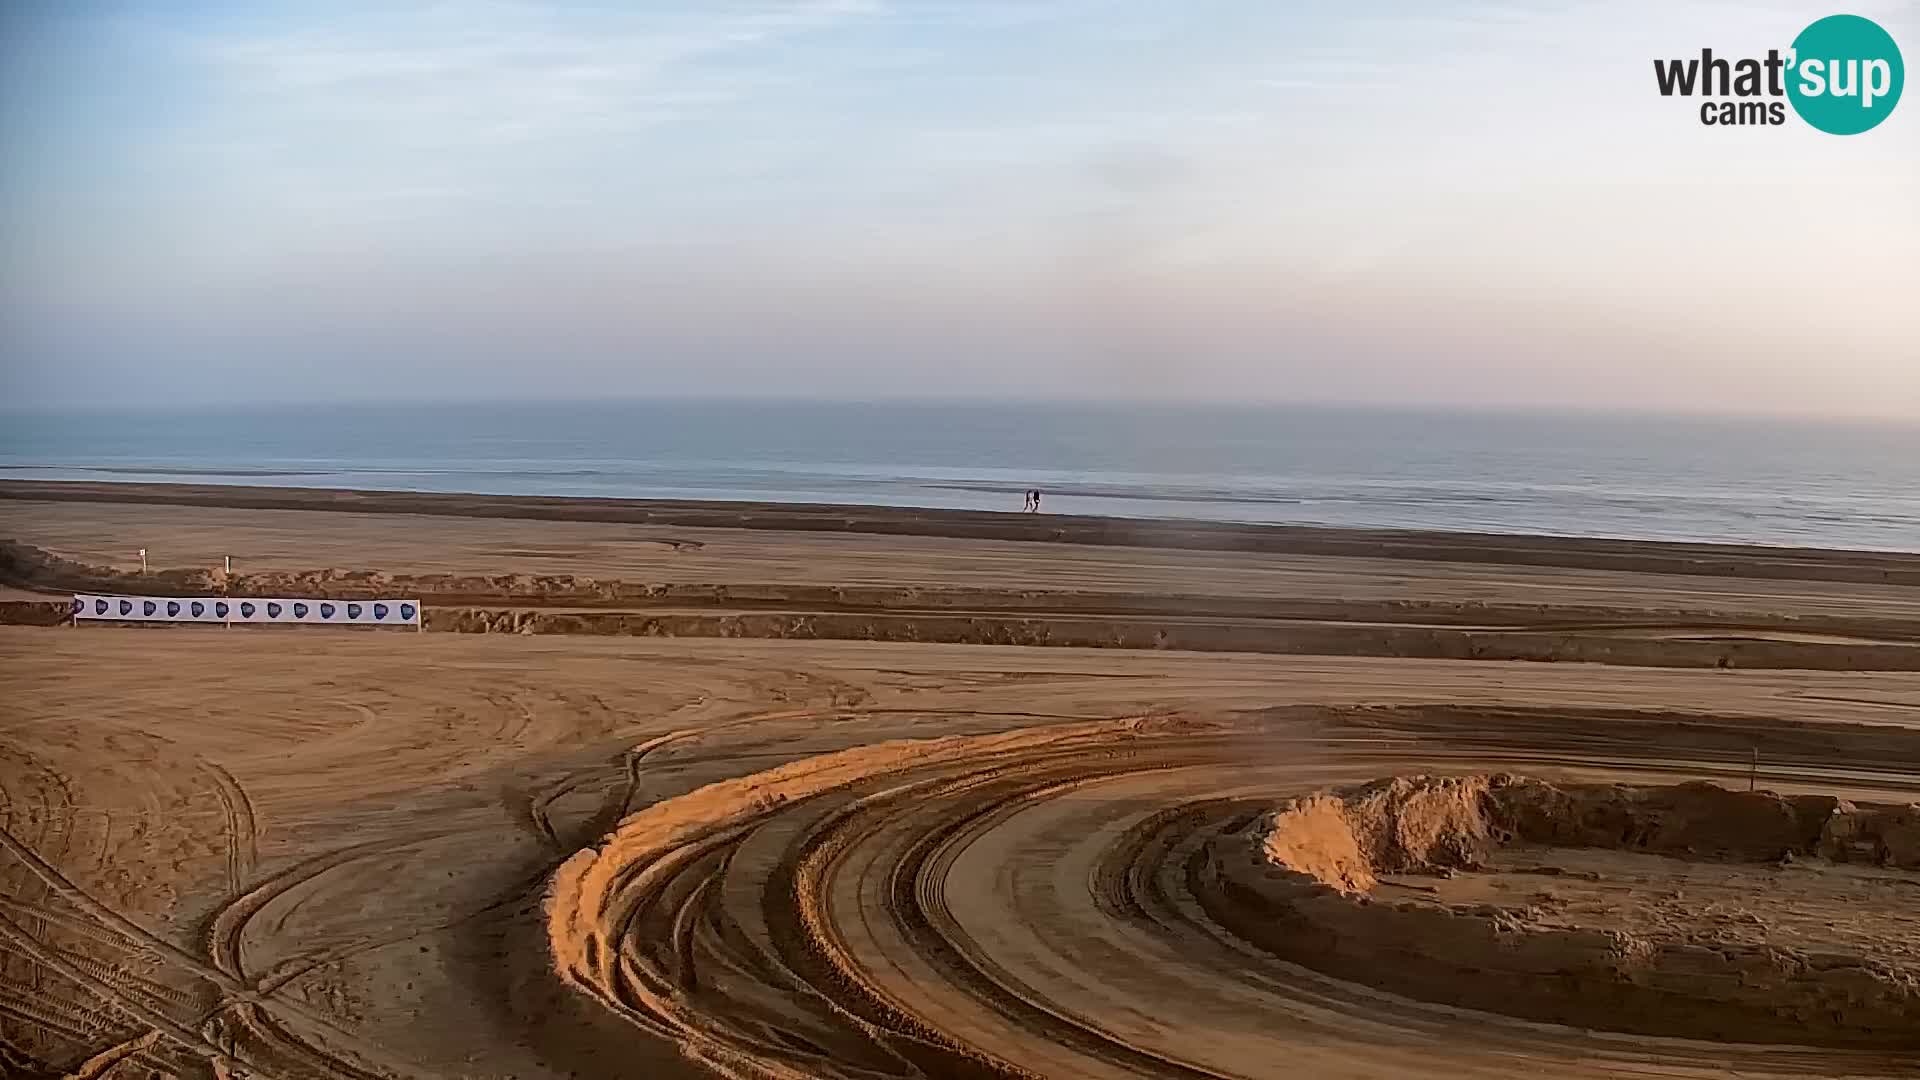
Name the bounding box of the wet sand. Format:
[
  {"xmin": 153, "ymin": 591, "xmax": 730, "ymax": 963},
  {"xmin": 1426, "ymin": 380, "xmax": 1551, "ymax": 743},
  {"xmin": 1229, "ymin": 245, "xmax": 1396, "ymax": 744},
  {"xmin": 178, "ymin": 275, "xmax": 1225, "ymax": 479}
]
[
  {"xmin": 3, "ymin": 485, "xmax": 1919, "ymax": 1078},
  {"xmin": 6, "ymin": 480, "xmax": 1920, "ymax": 587}
]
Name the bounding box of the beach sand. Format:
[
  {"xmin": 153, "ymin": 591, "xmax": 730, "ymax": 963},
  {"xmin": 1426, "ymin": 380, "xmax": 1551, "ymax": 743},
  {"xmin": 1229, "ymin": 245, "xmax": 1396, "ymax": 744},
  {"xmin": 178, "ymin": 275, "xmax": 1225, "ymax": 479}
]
[{"xmin": 3, "ymin": 483, "xmax": 1919, "ymax": 1079}]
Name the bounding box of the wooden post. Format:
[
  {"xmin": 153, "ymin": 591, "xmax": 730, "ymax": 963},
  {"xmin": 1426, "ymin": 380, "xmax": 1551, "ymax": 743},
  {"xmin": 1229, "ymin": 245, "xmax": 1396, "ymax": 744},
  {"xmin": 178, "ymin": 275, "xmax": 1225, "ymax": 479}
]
[
  {"xmin": 139, "ymin": 548, "xmax": 148, "ymax": 574},
  {"xmin": 1749, "ymin": 746, "xmax": 1759, "ymax": 792}
]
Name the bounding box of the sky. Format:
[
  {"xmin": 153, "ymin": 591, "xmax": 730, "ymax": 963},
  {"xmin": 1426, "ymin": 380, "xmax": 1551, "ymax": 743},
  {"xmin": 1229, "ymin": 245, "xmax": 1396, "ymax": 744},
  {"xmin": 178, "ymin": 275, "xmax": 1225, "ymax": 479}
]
[{"xmin": 1, "ymin": 0, "xmax": 1917, "ymax": 417}]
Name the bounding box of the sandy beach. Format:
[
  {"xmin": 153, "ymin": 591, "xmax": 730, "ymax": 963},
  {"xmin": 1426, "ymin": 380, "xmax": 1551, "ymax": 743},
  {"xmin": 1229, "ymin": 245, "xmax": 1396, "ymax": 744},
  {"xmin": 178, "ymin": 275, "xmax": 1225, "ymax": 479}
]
[{"xmin": 3, "ymin": 482, "xmax": 1920, "ymax": 1079}]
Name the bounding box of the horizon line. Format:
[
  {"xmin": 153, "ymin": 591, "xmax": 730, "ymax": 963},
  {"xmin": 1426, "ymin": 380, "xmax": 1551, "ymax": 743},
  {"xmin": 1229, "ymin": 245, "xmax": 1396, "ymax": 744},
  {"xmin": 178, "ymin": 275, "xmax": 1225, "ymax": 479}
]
[{"xmin": 3, "ymin": 394, "xmax": 1918, "ymax": 427}]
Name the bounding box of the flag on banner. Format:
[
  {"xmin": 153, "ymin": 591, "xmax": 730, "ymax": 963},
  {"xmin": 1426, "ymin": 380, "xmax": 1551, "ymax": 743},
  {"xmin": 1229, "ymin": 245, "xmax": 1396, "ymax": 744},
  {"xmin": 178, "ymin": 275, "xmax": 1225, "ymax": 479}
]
[{"xmin": 73, "ymin": 595, "xmax": 422, "ymax": 626}]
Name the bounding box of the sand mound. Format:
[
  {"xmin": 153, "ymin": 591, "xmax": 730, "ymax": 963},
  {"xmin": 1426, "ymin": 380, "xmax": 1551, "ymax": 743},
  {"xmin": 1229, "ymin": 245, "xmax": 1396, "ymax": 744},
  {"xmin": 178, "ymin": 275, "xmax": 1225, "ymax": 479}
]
[
  {"xmin": 1273, "ymin": 774, "xmax": 1501, "ymax": 891},
  {"xmin": 1206, "ymin": 775, "xmax": 1920, "ymax": 1047}
]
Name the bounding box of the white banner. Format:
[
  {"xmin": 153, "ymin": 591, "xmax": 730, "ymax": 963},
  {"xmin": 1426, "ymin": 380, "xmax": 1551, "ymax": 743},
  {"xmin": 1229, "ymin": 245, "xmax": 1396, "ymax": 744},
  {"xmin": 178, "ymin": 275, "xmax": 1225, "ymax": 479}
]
[{"xmin": 73, "ymin": 595, "xmax": 421, "ymax": 626}]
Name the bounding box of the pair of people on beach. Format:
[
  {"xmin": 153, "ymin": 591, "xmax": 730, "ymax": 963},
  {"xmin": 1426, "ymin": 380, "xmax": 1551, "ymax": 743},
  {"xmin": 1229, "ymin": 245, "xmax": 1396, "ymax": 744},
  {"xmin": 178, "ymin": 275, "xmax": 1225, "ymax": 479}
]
[{"xmin": 1022, "ymin": 489, "xmax": 1043, "ymax": 513}]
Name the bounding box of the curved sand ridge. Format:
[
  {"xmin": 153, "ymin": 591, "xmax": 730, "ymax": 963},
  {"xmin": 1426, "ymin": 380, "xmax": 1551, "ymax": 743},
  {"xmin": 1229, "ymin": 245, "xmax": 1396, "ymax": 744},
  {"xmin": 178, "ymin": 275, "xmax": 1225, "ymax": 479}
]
[{"xmin": 546, "ymin": 709, "xmax": 1920, "ymax": 1079}]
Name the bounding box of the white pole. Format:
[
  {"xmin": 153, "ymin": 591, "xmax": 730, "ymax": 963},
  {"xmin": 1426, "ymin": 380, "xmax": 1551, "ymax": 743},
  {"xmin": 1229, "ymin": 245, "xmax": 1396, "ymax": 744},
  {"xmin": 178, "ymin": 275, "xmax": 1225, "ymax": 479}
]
[{"xmin": 139, "ymin": 548, "xmax": 148, "ymax": 574}]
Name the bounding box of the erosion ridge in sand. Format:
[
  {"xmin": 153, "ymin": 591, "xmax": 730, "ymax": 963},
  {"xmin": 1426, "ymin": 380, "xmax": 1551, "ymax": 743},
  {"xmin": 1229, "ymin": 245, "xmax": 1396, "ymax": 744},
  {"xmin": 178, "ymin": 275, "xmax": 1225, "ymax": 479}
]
[{"xmin": 4, "ymin": 489, "xmax": 1920, "ymax": 1079}]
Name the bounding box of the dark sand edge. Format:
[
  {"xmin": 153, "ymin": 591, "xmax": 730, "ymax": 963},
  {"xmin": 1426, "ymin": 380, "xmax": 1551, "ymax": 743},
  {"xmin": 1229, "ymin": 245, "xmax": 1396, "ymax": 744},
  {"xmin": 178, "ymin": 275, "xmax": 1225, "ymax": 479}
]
[{"xmin": 4, "ymin": 479, "xmax": 1917, "ymax": 585}]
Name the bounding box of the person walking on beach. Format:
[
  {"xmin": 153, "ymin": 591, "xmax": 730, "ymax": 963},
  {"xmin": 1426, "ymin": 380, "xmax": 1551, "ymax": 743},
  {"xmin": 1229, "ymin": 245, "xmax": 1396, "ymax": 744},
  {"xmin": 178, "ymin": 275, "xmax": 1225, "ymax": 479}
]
[
  {"xmin": 1029, "ymin": 489, "xmax": 1042, "ymax": 514},
  {"xmin": 1021, "ymin": 489, "xmax": 1035, "ymax": 513}
]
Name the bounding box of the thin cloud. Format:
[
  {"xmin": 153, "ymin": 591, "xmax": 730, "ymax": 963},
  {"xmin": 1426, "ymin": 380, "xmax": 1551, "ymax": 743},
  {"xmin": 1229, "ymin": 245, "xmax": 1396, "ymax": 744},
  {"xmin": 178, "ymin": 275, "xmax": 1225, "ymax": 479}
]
[{"xmin": 185, "ymin": 1, "xmax": 884, "ymax": 142}]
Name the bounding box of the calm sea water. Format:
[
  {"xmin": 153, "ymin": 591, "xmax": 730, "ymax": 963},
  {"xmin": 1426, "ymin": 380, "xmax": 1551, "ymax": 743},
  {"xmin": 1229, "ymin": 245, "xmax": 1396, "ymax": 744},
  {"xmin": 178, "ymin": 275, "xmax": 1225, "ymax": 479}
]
[{"xmin": 2, "ymin": 402, "xmax": 1916, "ymax": 552}]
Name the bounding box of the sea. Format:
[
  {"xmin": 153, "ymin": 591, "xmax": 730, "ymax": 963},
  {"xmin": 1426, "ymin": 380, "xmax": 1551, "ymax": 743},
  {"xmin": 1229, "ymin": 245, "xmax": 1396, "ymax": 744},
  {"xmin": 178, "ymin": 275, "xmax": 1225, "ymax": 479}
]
[{"xmin": 2, "ymin": 401, "xmax": 1916, "ymax": 552}]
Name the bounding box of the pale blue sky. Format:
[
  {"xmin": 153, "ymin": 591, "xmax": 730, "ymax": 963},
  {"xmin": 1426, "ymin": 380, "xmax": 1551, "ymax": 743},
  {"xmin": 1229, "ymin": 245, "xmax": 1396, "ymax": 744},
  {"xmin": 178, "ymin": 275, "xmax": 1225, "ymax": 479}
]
[{"xmin": 2, "ymin": 1, "xmax": 1916, "ymax": 415}]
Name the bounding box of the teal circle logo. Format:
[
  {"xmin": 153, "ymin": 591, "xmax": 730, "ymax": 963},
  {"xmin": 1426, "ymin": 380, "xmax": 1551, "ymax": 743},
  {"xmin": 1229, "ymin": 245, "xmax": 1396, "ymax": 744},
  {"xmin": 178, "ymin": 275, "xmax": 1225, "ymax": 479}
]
[{"xmin": 1787, "ymin": 15, "xmax": 1903, "ymax": 134}]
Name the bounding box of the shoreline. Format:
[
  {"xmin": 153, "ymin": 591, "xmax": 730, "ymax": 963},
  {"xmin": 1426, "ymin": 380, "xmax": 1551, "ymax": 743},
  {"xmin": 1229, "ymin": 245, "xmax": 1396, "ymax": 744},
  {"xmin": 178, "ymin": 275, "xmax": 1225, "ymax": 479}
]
[{"xmin": 4, "ymin": 478, "xmax": 1918, "ymax": 585}]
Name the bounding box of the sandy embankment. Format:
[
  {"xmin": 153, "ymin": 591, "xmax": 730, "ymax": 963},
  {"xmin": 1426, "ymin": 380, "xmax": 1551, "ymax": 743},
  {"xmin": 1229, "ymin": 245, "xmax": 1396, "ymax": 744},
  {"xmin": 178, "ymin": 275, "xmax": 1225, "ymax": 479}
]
[
  {"xmin": 1205, "ymin": 774, "xmax": 1920, "ymax": 1046},
  {"xmin": 3, "ymin": 483, "xmax": 1920, "ymax": 1079}
]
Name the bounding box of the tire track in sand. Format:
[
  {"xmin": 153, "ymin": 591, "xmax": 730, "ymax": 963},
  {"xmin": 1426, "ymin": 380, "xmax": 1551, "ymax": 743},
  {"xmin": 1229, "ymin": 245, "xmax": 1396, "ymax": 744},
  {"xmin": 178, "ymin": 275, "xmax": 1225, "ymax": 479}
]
[
  {"xmin": 547, "ymin": 708, "xmax": 1920, "ymax": 1079},
  {"xmin": 198, "ymin": 759, "xmax": 259, "ymax": 898},
  {"xmin": 2, "ymin": 821, "xmax": 423, "ymax": 1080}
]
